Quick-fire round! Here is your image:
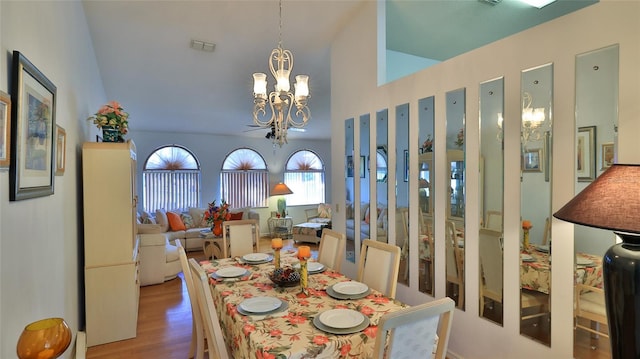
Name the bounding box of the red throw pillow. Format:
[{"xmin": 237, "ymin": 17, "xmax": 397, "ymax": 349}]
[
  {"xmin": 230, "ymin": 212, "xmax": 243, "ymax": 220},
  {"xmin": 166, "ymin": 211, "xmax": 186, "ymax": 231}
]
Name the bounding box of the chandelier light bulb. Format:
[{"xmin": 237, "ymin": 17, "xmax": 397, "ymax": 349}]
[{"xmin": 253, "ymin": 73, "xmax": 267, "ymax": 99}]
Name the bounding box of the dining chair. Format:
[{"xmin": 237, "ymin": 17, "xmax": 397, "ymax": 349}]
[
  {"xmin": 372, "ymin": 297, "xmax": 455, "ymax": 359},
  {"xmin": 399, "ymin": 207, "xmax": 410, "ymax": 282},
  {"xmin": 574, "ymin": 283, "xmax": 608, "ymax": 339},
  {"xmin": 478, "ymin": 228, "xmax": 503, "ymax": 317},
  {"xmin": 445, "ymin": 220, "xmax": 464, "ymax": 309},
  {"xmin": 357, "ymin": 239, "xmax": 401, "ymax": 298},
  {"xmin": 542, "ymin": 217, "xmax": 551, "ymax": 245},
  {"xmin": 222, "ymin": 219, "xmax": 259, "ymax": 258},
  {"xmin": 420, "ymin": 212, "xmax": 435, "ymax": 292},
  {"xmin": 188, "ymin": 258, "xmax": 230, "ymax": 359},
  {"xmin": 176, "ymin": 241, "xmax": 205, "ymax": 359},
  {"xmin": 484, "ymin": 210, "xmax": 503, "ymax": 231},
  {"xmin": 521, "ymin": 288, "xmax": 550, "ymax": 321},
  {"xmin": 317, "ymin": 228, "xmax": 346, "ymax": 272}
]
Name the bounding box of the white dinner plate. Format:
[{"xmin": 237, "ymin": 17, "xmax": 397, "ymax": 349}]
[
  {"xmin": 243, "ymin": 253, "xmax": 270, "ymax": 262},
  {"xmin": 239, "ymin": 296, "xmax": 282, "ymax": 313},
  {"xmin": 535, "ymin": 245, "xmax": 550, "ymax": 253},
  {"xmin": 318, "ymin": 309, "xmax": 365, "ymax": 329},
  {"xmin": 521, "ymin": 254, "xmax": 535, "ymax": 262},
  {"xmin": 294, "ymin": 262, "xmax": 325, "ymax": 273},
  {"xmin": 577, "ymin": 257, "xmax": 593, "ymax": 266},
  {"xmin": 332, "ymin": 281, "xmax": 369, "ymax": 296},
  {"xmin": 215, "ymin": 266, "xmax": 248, "ymax": 278}
]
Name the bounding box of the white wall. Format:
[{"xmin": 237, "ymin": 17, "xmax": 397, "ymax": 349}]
[
  {"xmin": 331, "ymin": 1, "xmax": 640, "ymax": 358},
  {"xmin": 0, "ymin": 1, "xmax": 106, "ymax": 357}
]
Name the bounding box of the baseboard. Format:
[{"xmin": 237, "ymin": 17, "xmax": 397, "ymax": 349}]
[
  {"xmin": 75, "ymin": 331, "xmax": 86, "ymax": 359},
  {"xmin": 447, "ymin": 349, "xmax": 464, "ymax": 359}
]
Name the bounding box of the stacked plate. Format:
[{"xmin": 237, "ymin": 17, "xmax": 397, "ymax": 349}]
[
  {"xmin": 576, "ymin": 257, "xmax": 594, "ymax": 266},
  {"xmin": 237, "ymin": 296, "xmax": 288, "ymax": 316},
  {"xmin": 211, "ymin": 266, "xmax": 250, "ymax": 280},
  {"xmin": 293, "ymin": 261, "xmax": 326, "ymax": 274},
  {"xmin": 535, "ymin": 244, "xmax": 550, "ymax": 253},
  {"xmin": 326, "ymin": 281, "xmax": 371, "ymax": 300},
  {"xmin": 313, "ymin": 309, "xmax": 370, "ymax": 334},
  {"xmin": 242, "ymin": 253, "xmax": 272, "ymax": 265},
  {"xmin": 521, "ymin": 254, "xmax": 535, "ymax": 262}
]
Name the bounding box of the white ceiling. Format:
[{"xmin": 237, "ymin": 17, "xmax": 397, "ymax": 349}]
[{"xmin": 82, "ymin": 0, "xmax": 595, "ymax": 142}]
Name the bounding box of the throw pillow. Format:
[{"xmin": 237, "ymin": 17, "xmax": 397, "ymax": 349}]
[
  {"xmin": 231, "ymin": 207, "xmax": 250, "ymax": 219},
  {"xmin": 364, "ymin": 206, "xmax": 371, "ymax": 224},
  {"xmin": 155, "ymin": 209, "xmax": 170, "ymax": 232},
  {"xmin": 189, "ymin": 207, "xmax": 207, "ymax": 227},
  {"xmin": 180, "ymin": 213, "xmax": 194, "ymax": 229},
  {"xmin": 318, "ymin": 203, "xmax": 332, "ymax": 218},
  {"xmin": 137, "ymin": 224, "xmax": 163, "ymax": 234},
  {"xmin": 229, "ymin": 212, "xmax": 243, "ymax": 220},
  {"xmin": 167, "ymin": 211, "xmax": 186, "ymax": 231}
]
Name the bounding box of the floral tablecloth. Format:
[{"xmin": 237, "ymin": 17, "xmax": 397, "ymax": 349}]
[
  {"xmin": 199, "ymin": 250, "xmax": 409, "ymax": 359},
  {"xmin": 520, "ymin": 246, "xmax": 603, "ymax": 294}
]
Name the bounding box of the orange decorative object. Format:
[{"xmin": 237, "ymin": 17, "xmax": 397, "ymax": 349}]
[
  {"xmin": 297, "ymin": 245, "xmax": 311, "ymax": 259},
  {"xmin": 17, "ymin": 318, "xmax": 71, "ymax": 359},
  {"xmin": 522, "ymin": 220, "xmax": 533, "ymax": 230},
  {"xmin": 212, "ymin": 220, "xmax": 223, "ymax": 237},
  {"xmin": 271, "ymin": 238, "xmax": 283, "ymax": 250}
]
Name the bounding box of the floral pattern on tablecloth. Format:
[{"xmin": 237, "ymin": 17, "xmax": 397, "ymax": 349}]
[
  {"xmin": 199, "ymin": 250, "xmax": 408, "ymax": 359},
  {"xmin": 574, "ymin": 252, "xmax": 603, "ymax": 289}
]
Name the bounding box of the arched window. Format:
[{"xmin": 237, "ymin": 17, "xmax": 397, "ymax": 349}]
[
  {"xmin": 284, "ymin": 150, "xmax": 325, "ymax": 205},
  {"xmin": 143, "ymin": 145, "xmax": 200, "ymax": 212},
  {"xmin": 221, "ymin": 148, "xmax": 268, "ymax": 208}
]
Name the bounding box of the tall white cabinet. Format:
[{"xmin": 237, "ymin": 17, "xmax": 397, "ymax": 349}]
[{"xmin": 82, "ymin": 141, "xmax": 140, "ymax": 347}]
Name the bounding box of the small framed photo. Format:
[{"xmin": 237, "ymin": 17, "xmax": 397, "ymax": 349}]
[
  {"xmin": 0, "ymin": 90, "xmax": 11, "ymax": 168},
  {"xmin": 577, "ymin": 126, "xmax": 596, "ymax": 182},
  {"xmin": 601, "ymin": 142, "xmax": 614, "ymax": 170},
  {"xmin": 522, "ymin": 148, "xmax": 542, "ymax": 172},
  {"xmin": 55, "ymin": 125, "xmax": 66, "ymax": 176}
]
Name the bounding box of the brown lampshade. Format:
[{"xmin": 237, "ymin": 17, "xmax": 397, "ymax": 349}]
[
  {"xmin": 553, "ymin": 164, "xmax": 640, "ymax": 234},
  {"xmin": 16, "ymin": 318, "xmax": 72, "ymax": 359},
  {"xmin": 271, "ymin": 182, "xmax": 293, "ymax": 196}
]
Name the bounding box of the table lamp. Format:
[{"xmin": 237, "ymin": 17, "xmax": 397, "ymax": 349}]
[
  {"xmin": 553, "ymin": 164, "xmax": 640, "ymax": 359},
  {"xmin": 271, "ymin": 182, "xmax": 293, "ymax": 217},
  {"xmin": 17, "ymin": 317, "xmax": 72, "ymax": 359}
]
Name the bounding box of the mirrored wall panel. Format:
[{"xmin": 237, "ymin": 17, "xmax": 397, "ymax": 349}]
[
  {"xmin": 573, "ymin": 44, "xmax": 618, "ymax": 359},
  {"xmin": 360, "ymin": 114, "xmax": 371, "ymax": 265},
  {"xmin": 376, "ymin": 109, "xmax": 389, "ymax": 245},
  {"xmin": 445, "ymin": 88, "xmax": 466, "ymax": 310},
  {"xmin": 418, "ymin": 96, "xmax": 435, "ymax": 296},
  {"xmin": 396, "ymin": 103, "xmax": 410, "ymax": 287},
  {"xmin": 479, "ymin": 77, "xmax": 504, "ymax": 325},
  {"xmin": 520, "ymin": 63, "xmax": 553, "ymax": 346},
  {"xmin": 345, "ymin": 118, "xmax": 355, "ymax": 263}
]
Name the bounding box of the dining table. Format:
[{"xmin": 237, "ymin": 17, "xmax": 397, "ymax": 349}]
[{"xmin": 199, "ymin": 249, "xmax": 409, "ymax": 359}]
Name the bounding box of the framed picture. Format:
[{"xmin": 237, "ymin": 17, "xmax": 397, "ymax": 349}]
[
  {"xmin": 55, "ymin": 125, "xmax": 66, "ymax": 176},
  {"xmin": 601, "ymin": 142, "xmax": 614, "ymax": 170},
  {"xmin": 522, "ymin": 148, "xmax": 542, "ymax": 172},
  {"xmin": 404, "ymin": 150, "xmax": 409, "ymax": 182},
  {"xmin": 359, "ymin": 156, "xmax": 366, "ymax": 178},
  {"xmin": 346, "ymin": 155, "xmax": 354, "ymax": 177},
  {"xmin": 577, "ymin": 126, "xmax": 596, "ymax": 182},
  {"xmin": 9, "ymin": 51, "xmax": 57, "ymax": 201},
  {"xmin": 0, "ymin": 91, "xmax": 11, "ymax": 168}
]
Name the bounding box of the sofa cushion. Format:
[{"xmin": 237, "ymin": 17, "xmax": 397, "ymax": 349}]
[
  {"xmin": 185, "ymin": 228, "xmax": 206, "ymax": 239},
  {"xmin": 230, "ymin": 212, "xmax": 243, "ymax": 220},
  {"xmin": 231, "ymin": 206, "xmax": 250, "ymax": 219},
  {"xmin": 140, "ymin": 211, "xmax": 156, "ymax": 224},
  {"xmin": 181, "ymin": 213, "xmax": 195, "ymax": 228},
  {"xmin": 167, "ymin": 211, "xmax": 187, "ymax": 231},
  {"xmin": 138, "ymin": 224, "xmax": 163, "ymax": 234},
  {"xmin": 318, "ymin": 203, "xmax": 332, "ymax": 218},
  {"xmin": 189, "ymin": 207, "xmax": 207, "ymax": 227},
  {"xmin": 155, "ymin": 209, "xmax": 170, "ymax": 232},
  {"xmin": 165, "ymin": 243, "xmax": 180, "ymax": 262}
]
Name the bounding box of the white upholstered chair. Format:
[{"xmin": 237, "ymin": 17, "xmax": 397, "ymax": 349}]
[
  {"xmin": 445, "ymin": 220, "xmax": 464, "ymax": 308},
  {"xmin": 574, "ymin": 283, "xmax": 608, "ymax": 339},
  {"xmin": 478, "ymin": 228, "xmax": 503, "ymax": 316},
  {"xmin": 484, "ymin": 210, "xmax": 503, "ymax": 231},
  {"xmin": 176, "ymin": 241, "xmax": 205, "ymax": 359},
  {"xmin": 222, "ymin": 219, "xmax": 259, "ymax": 258},
  {"xmin": 357, "ymin": 239, "xmax": 401, "ymax": 298},
  {"xmin": 188, "ymin": 258, "xmax": 230, "ymax": 359},
  {"xmin": 372, "ymin": 297, "xmax": 455, "ymax": 359},
  {"xmin": 317, "ymin": 228, "xmax": 346, "ymax": 272}
]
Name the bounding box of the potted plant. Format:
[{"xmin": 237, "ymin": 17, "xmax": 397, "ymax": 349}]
[{"xmin": 88, "ymin": 101, "xmax": 129, "ymax": 142}]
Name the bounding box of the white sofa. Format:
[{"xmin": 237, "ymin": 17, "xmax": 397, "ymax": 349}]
[
  {"xmin": 345, "ymin": 202, "xmax": 405, "ymax": 244},
  {"xmin": 138, "ymin": 233, "xmax": 181, "ymax": 286}
]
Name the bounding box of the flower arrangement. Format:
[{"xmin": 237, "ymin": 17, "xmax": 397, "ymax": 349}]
[
  {"xmin": 203, "ymin": 199, "xmax": 231, "ymax": 225},
  {"xmin": 455, "ymin": 128, "xmax": 464, "ymax": 147},
  {"xmin": 522, "ymin": 220, "xmax": 532, "ymax": 230},
  {"xmin": 422, "ymin": 135, "xmax": 433, "ymax": 152},
  {"xmin": 88, "ymin": 101, "xmax": 129, "ymax": 137}
]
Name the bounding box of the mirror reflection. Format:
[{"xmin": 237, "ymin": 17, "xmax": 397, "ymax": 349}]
[
  {"xmin": 359, "ymin": 114, "xmax": 371, "ymax": 266},
  {"xmin": 573, "ymin": 44, "xmax": 618, "ymax": 359},
  {"xmin": 345, "ymin": 118, "xmax": 355, "ymax": 263},
  {"xmin": 520, "ymin": 63, "xmax": 553, "ymax": 346},
  {"xmin": 376, "ymin": 109, "xmax": 389, "ymax": 245},
  {"xmin": 418, "ymin": 96, "xmax": 435, "ymax": 296},
  {"xmin": 445, "ymin": 88, "xmax": 466, "ymax": 310},
  {"xmin": 478, "ymin": 77, "xmax": 504, "ymax": 325},
  {"xmin": 396, "ymin": 103, "xmax": 409, "ymax": 287}
]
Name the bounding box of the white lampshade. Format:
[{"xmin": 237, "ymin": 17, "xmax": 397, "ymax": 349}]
[
  {"xmin": 275, "ymin": 69, "xmax": 290, "ymax": 92},
  {"xmin": 294, "ymin": 75, "xmax": 309, "ymax": 99},
  {"xmin": 253, "ymin": 73, "xmax": 267, "ymax": 98}
]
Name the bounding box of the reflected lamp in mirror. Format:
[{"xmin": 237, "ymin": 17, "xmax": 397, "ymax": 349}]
[
  {"xmin": 17, "ymin": 317, "xmax": 72, "ymax": 359},
  {"xmin": 271, "ymin": 182, "xmax": 293, "ymax": 217},
  {"xmin": 553, "ymin": 164, "xmax": 640, "ymax": 359}
]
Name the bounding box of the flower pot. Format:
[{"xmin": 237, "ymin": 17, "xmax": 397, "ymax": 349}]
[
  {"xmin": 102, "ymin": 127, "xmax": 123, "ymax": 143},
  {"xmin": 212, "ymin": 220, "xmax": 223, "ymax": 237}
]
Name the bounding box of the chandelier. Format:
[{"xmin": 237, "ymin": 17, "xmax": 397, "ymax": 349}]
[
  {"xmin": 520, "ymin": 92, "xmax": 546, "ymax": 147},
  {"xmin": 252, "ymin": 0, "xmax": 310, "ymax": 147}
]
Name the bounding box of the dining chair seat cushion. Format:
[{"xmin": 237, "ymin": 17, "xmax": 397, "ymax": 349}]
[{"xmin": 580, "ymin": 291, "xmax": 606, "ymax": 316}]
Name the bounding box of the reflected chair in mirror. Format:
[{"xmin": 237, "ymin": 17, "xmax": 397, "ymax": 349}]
[
  {"xmin": 484, "ymin": 210, "xmax": 503, "ymax": 231},
  {"xmin": 542, "ymin": 217, "xmax": 551, "ymax": 245},
  {"xmin": 479, "ymin": 228, "xmax": 503, "ymax": 318},
  {"xmin": 176, "ymin": 241, "xmax": 205, "ymax": 359},
  {"xmin": 373, "ymin": 297, "xmax": 455, "ymax": 359},
  {"xmin": 521, "ymin": 288, "xmax": 550, "ymax": 322},
  {"xmin": 574, "ymin": 283, "xmax": 609, "ymax": 341},
  {"xmin": 222, "ymin": 219, "xmax": 259, "ymax": 258},
  {"xmin": 188, "ymin": 258, "xmax": 230, "ymax": 359},
  {"xmin": 420, "ymin": 212, "xmax": 435, "ymax": 293},
  {"xmin": 317, "ymin": 228, "xmax": 346, "ymax": 272},
  {"xmin": 445, "ymin": 220, "xmax": 464, "ymax": 308},
  {"xmin": 357, "ymin": 239, "xmax": 401, "ymax": 298},
  {"xmin": 399, "ymin": 207, "xmax": 410, "ymax": 282}
]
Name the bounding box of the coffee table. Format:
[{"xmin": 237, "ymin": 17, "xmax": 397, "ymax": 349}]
[{"xmin": 292, "ymin": 222, "xmax": 329, "ymax": 244}]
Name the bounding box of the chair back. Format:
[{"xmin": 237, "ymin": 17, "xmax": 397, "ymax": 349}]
[
  {"xmin": 188, "ymin": 258, "xmax": 230, "ymax": 359},
  {"xmin": 373, "ymin": 297, "xmax": 455, "ymax": 359},
  {"xmin": 542, "ymin": 217, "xmax": 551, "ymax": 245},
  {"xmin": 478, "ymin": 228, "xmax": 503, "ymax": 307},
  {"xmin": 176, "ymin": 241, "xmax": 205, "ymax": 359},
  {"xmin": 317, "ymin": 228, "xmax": 346, "ymax": 272},
  {"xmin": 357, "ymin": 239, "xmax": 401, "ymax": 298},
  {"xmin": 484, "ymin": 210, "xmax": 503, "ymax": 231},
  {"xmin": 574, "ymin": 283, "xmax": 608, "ymax": 338},
  {"xmin": 223, "ymin": 219, "xmax": 258, "ymax": 258},
  {"xmin": 445, "ymin": 221, "xmax": 462, "ymax": 282}
]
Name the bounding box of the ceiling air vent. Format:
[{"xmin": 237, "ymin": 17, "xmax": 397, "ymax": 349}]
[{"xmin": 478, "ymin": 0, "xmax": 503, "ymax": 5}]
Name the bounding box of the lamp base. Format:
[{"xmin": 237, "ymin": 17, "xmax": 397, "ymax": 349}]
[
  {"xmin": 277, "ymin": 197, "xmax": 286, "ymax": 217},
  {"xmin": 603, "ymin": 232, "xmax": 640, "ymax": 359}
]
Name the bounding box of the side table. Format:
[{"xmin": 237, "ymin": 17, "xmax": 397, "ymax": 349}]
[
  {"xmin": 267, "ymin": 217, "xmax": 293, "ymax": 239},
  {"xmin": 200, "ymin": 229, "xmax": 224, "ymax": 260}
]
